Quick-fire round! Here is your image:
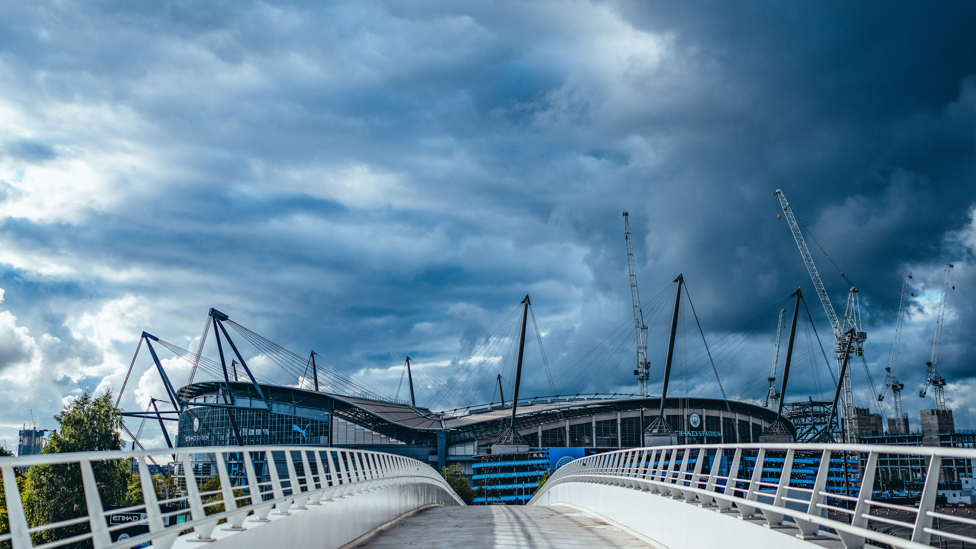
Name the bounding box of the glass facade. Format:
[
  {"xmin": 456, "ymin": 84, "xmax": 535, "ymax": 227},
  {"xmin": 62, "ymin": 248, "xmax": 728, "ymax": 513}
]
[
  {"xmin": 568, "ymin": 422, "xmax": 591, "ymax": 447},
  {"xmin": 620, "ymin": 417, "xmax": 642, "ymax": 447},
  {"xmin": 541, "ymin": 426, "xmax": 565, "ymax": 447},
  {"xmin": 178, "ymin": 406, "xmax": 330, "ymax": 448},
  {"xmin": 595, "ymin": 419, "xmax": 617, "ymax": 447}
]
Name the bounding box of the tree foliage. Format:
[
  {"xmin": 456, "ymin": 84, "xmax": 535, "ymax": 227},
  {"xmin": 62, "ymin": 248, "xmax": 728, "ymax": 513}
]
[
  {"xmin": 1, "ymin": 445, "xmax": 17, "ymax": 549},
  {"xmin": 0, "ymin": 473, "xmax": 25, "ymax": 549},
  {"xmin": 440, "ymin": 464, "xmax": 475, "ymax": 505},
  {"xmin": 125, "ymin": 473, "xmax": 179, "ymax": 507},
  {"xmin": 534, "ymin": 471, "xmax": 550, "ymax": 494},
  {"xmin": 21, "ymin": 390, "xmax": 131, "ymax": 549},
  {"xmin": 198, "ymin": 475, "xmax": 249, "ymax": 516}
]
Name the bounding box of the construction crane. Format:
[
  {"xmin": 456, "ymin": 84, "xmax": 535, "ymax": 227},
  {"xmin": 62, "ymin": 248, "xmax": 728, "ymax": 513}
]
[
  {"xmin": 764, "ymin": 309, "xmax": 786, "ymax": 410},
  {"xmin": 920, "ymin": 265, "xmax": 953, "ymax": 411},
  {"xmin": 623, "ymin": 211, "xmax": 650, "ymax": 397},
  {"xmin": 878, "ymin": 275, "xmax": 911, "ymax": 433},
  {"xmin": 775, "ymin": 189, "xmax": 866, "ymax": 443}
]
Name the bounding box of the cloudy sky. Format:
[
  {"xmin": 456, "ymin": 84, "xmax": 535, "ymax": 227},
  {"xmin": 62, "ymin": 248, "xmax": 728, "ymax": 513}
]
[{"xmin": 1, "ymin": 1, "xmax": 975, "ymax": 450}]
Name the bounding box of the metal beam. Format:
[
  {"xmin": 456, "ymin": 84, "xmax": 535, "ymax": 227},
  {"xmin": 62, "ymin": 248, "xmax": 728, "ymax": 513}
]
[
  {"xmin": 212, "ymin": 316, "xmax": 272, "ymax": 411},
  {"xmin": 658, "ymin": 275, "xmax": 683, "ymax": 419},
  {"xmin": 142, "ymin": 333, "xmax": 182, "ymax": 412},
  {"xmin": 509, "ymin": 295, "xmax": 531, "ymax": 432},
  {"xmin": 149, "ymin": 398, "xmax": 174, "ymax": 449},
  {"xmin": 212, "ymin": 316, "xmax": 235, "ymax": 406},
  {"xmin": 776, "ymin": 289, "xmax": 802, "ymax": 418},
  {"xmin": 405, "ymin": 356, "xmax": 415, "ymax": 407}
]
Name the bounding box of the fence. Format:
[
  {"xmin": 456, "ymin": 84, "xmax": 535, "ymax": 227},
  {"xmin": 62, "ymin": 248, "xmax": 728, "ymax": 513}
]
[
  {"xmin": 532, "ymin": 442, "xmax": 976, "ymax": 549},
  {"xmin": 1, "ymin": 446, "xmax": 462, "ymax": 549}
]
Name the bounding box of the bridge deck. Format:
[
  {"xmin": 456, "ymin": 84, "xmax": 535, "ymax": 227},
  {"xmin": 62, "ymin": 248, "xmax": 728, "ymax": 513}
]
[{"xmin": 350, "ymin": 505, "xmax": 650, "ymax": 548}]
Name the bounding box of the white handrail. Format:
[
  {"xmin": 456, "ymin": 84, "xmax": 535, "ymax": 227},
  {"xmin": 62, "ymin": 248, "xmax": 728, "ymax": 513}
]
[
  {"xmin": 0, "ymin": 446, "xmax": 462, "ymax": 549},
  {"xmin": 531, "ymin": 442, "xmax": 976, "ymax": 549}
]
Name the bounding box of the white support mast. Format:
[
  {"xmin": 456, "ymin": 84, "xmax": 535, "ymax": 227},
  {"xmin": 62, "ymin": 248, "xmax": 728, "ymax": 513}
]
[
  {"xmin": 775, "ymin": 189, "xmax": 866, "ymax": 443},
  {"xmin": 920, "ymin": 265, "xmax": 953, "ymax": 411},
  {"xmin": 623, "ymin": 211, "xmax": 649, "ymax": 397},
  {"xmin": 764, "ymin": 309, "xmax": 786, "ymax": 410}
]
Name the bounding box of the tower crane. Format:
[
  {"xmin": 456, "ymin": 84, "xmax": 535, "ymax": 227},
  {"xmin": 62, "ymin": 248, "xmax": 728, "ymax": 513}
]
[
  {"xmin": 764, "ymin": 309, "xmax": 786, "ymax": 410},
  {"xmin": 878, "ymin": 275, "xmax": 911, "ymax": 433},
  {"xmin": 623, "ymin": 211, "xmax": 650, "ymax": 397},
  {"xmin": 919, "ymin": 265, "xmax": 953, "ymax": 411},
  {"xmin": 775, "ymin": 189, "xmax": 866, "ymax": 443}
]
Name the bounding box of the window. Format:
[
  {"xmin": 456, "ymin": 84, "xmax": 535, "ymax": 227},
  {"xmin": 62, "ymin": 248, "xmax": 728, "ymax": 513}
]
[
  {"xmin": 705, "ymin": 416, "xmax": 722, "ymax": 444},
  {"xmin": 595, "ymin": 419, "xmax": 617, "ymax": 447},
  {"xmin": 569, "ymin": 423, "xmax": 592, "ymax": 447},
  {"xmin": 723, "ymin": 418, "xmax": 737, "ymax": 443},
  {"xmin": 542, "ymin": 427, "xmax": 566, "ymax": 448},
  {"xmin": 620, "ymin": 417, "xmax": 642, "ymax": 447}
]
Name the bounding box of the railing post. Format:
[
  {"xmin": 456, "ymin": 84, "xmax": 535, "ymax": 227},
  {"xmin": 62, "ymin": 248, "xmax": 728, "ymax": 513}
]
[
  {"xmin": 266, "ymin": 450, "xmax": 291, "ymax": 515},
  {"xmin": 242, "ymin": 449, "xmax": 274, "ymax": 522},
  {"xmin": 838, "ymin": 450, "xmax": 876, "ymax": 549},
  {"xmin": 737, "ymin": 448, "xmax": 765, "ymax": 519},
  {"xmin": 762, "ymin": 448, "xmax": 793, "ymax": 526},
  {"xmin": 284, "ymin": 449, "xmax": 308, "ymax": 508},
  {"xmin": 2, "ymin": 463, "xmax": 32, "ymax": 549},
  {"xmin": 718, "ymin": 448, "xmax": 742, "ymax": 511},
  {"xmin": 661, "ymin": 449, "xmax": 680, "ymax": 496},
  {"xmin": 685, "ymin": 448, "xmax": 705, "ymax": 502},
  {"xmin": 79, "ymin": 460, "xmax": 113, "ymax": 549},
  {"xmin": 315, "ymin": 450, "xmax": 333, "ymax": 501},
  {"xmin": 182, "ymin": 452, "xmax": 217, "ymax": 540},
  {"xmin": 214, "ymin": 451, "xmax": 246, "ymax": 530},
  {"xmin": 700, "ymin": 447, "xmax": 723, "ymax": 507},
  {"xmin": 793, "ymin": 448, "xmax": 830, "ymax": 538},
  {"xmin": 300, "ymin": 451, "xmax": 322, "ymax": 504},
  {"xmin": 137, "ymin": 455, "xmax": 179, "ymax": 549},
  {"xmin": 911, "ymin": 454, "xmax": 943, "ymax": 545},
  {"xmin": 337, "ymin": 450, "xmax": 352, "ymax": 486}
]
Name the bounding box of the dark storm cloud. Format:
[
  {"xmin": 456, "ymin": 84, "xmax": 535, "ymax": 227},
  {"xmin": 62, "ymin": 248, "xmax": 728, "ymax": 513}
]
[{"xmin": 0, "ymin": 0, "xmax": 974, "ymax": 444}]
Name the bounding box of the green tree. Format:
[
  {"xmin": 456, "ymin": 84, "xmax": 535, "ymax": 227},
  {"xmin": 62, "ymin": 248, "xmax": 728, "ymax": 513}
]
[
  {"xmin": 197, "ymin": 475, "xmax": 248, "ymax": 517},
  {"xmin": 22, "ymin": 390, "xmax": 131, "ymax": 549},
  {"xmin": 534, "ymin": 471, "xmax": 550, "ymax": 495},
  {"xmin": 440, "ymin": 464, "xmax": 475, "ymax": 505},
  {"xmin": 125, "ymin": 473, "xmax": 177, "ymax": 507},
  {"xmin": 1, "ymin": 445, "xmax": 16, "ymax": 549}
]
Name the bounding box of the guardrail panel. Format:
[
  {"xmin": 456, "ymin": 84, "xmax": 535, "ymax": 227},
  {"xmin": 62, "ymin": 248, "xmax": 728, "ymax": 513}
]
[
  {"xmin": 0, "ymin": 445, "xmax": 462, "ymax": 549},
  {"xmin": 532, "ymin": 442, "xmax": 976, "ymax": 549}
]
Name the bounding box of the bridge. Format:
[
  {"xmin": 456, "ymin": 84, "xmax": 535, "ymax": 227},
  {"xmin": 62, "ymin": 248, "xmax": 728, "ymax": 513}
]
[{"xmin": 3, "ymin": 443, "xmax": 975, "ymax": 549}]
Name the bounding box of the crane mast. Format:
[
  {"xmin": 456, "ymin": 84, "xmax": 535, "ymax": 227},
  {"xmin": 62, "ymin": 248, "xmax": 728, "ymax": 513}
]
[
  {"xmin": 764, "ymin": 309, "xmax": 786, "ymax": 410},
  {"xmin": 623, "ymin": 211, "xmax": 649, "ymax": 397},
  {"xmin": 879, "ymin": 275, "xmax": 911, "ymax": 433},
  {"xmin": 920, "ymin": 265, "xmax": 952, "ymax": 411},
  {"xmin": 775, "ymin": 189, "xmax": 866, "ymax": 443}
]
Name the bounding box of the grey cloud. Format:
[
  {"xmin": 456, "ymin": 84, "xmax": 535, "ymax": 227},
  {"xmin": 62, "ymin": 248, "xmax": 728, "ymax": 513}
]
[{"xmin": 0, "ymin": 1, "xmax": 975, "ymax": 442}]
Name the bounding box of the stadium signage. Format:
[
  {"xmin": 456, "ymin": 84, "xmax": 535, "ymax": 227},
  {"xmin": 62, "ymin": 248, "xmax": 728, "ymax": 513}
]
[{"xmin": 675, "ymin": 430, "xmax": 722, "ymax": 437}]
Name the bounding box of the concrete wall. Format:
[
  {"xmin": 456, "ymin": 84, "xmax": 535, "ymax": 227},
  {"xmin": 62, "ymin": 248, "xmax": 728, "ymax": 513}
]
[
  {"xmin": 175, "ymin": 482, "xmax": 461, "ymax": 549},
  {"xmin": 533, "ymin": 482, "xmax": 821, "ymax": 549}
]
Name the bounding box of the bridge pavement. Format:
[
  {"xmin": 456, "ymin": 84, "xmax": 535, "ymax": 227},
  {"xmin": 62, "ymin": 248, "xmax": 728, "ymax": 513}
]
[{"xmin": 349, "ymin": 505, "xmax": 652, "ymax": 548}]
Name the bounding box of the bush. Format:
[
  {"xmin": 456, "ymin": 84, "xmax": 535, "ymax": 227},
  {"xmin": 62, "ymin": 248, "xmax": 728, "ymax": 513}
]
[{"xmin": 440, "ymin": 464, "xmax": 475, "ymax": 505}]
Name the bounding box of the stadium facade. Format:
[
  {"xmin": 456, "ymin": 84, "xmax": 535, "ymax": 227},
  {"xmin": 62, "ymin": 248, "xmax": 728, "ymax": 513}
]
[{"xmin": 176, "ymin": 380, "xmax": 791, "ymax": 477}]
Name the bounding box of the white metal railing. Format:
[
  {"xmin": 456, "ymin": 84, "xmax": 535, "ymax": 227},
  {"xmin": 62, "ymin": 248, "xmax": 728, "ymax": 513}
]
[
  {"xmin": 531, "ymin": 442, "xmax": 976, "ymax": 549},
  {"xmin": 1, "ymin": 446, "xmax": 461, "ymax": 549}
]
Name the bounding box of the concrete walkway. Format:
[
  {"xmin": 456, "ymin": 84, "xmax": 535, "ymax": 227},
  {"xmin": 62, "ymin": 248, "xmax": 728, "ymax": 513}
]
[{"xmin": 349, "ymin": 505, "xmax": 651, "ymax": 548}]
